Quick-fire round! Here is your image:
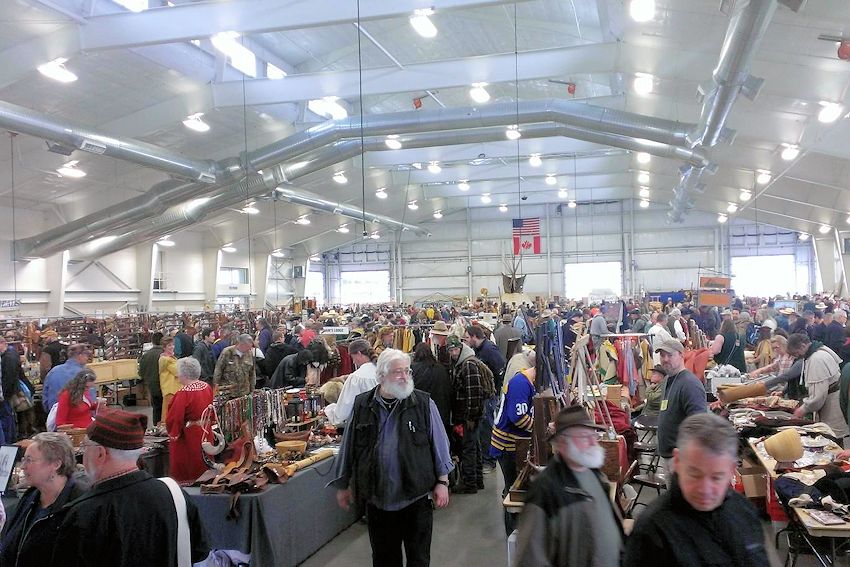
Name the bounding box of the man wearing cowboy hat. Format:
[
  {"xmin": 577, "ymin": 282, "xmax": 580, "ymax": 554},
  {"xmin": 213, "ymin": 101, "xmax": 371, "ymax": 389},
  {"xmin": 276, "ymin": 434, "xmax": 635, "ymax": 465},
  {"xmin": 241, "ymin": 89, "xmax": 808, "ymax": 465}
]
[
  {"xmin": 513, "ymin": 405, "xmax": 623, "ymax": 567},
  {"xmin": 429, "ymin": 321, "xmax": 452, "ymax": 369}
]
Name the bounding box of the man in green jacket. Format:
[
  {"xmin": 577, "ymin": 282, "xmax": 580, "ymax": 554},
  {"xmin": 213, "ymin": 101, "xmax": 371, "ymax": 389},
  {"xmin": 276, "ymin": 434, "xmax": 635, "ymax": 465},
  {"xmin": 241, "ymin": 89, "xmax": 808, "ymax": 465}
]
[{"xmin": 138, "ymin": 332, "xmax": 163, "ymax": 423}]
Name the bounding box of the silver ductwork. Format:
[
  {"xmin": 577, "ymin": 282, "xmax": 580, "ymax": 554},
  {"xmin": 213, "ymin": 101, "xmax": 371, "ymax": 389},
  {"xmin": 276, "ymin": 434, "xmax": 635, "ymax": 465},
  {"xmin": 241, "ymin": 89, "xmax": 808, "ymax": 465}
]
[{"xmin": 0, "ymin": 100, "xmax": 220, "ymax": 182}]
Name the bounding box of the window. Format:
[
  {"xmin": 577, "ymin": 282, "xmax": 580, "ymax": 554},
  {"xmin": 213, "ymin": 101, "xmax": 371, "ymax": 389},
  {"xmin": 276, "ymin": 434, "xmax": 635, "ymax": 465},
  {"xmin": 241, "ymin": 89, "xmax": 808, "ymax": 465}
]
[
  {"xmin": 304, "ymin": 270, "xmax": 324, "ymax": 305},
  {"xmin": 267, "ymin": 63, "xmax": 287, "ymax": 79},
  {"xmin": 219, "ymin": 267, "xmax": 248, "ymax": 285},
  {"xmin": 341, "ymin": 271, "xmax": 390, "ymax": 303},
  {"xmin": 731, "ymin": 255, "xmax": 807, "ymax": 296},
  {"xmin": 564, "ymin": 261, "xmax": 622, "ymax": 300}
]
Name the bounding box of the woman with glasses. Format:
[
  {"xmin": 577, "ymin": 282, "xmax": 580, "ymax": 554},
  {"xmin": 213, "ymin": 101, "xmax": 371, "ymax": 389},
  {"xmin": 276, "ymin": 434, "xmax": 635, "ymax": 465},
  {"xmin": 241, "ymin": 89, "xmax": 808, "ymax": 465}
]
[
  {"xmin": 55, "ymin": 369, "xmax": 102, "ymax": 429},
  {"xmin": 0, "ymin": 432, "xmax": 86, "ymax": 566}
]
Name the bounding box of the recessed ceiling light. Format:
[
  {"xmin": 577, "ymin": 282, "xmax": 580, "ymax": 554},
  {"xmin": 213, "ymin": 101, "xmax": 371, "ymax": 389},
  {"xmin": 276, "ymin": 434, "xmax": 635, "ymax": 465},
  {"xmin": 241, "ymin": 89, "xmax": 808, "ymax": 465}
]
[
  {"xmin": 337, "ymin": 224, "xmax": 350, "ymax": 233},
  {"xmin": 469, "ymin": 82, "xmax": 490, "ymax": 104},
  {"xmin": 498, "ymin": 204, "xmax": 508, "ymax": 212},
  {"xmin": 271, "ymin": 249, "xmax": 286, "ymax": 258},
  {"xmin": 639, "ymin": 199, "xmax": 650, "ymax": 208},
  {"xmin": 56, "ymin": 160, "xmax": 86, "ymax": 178},
  {"xmin": 637, "ymin": 171, "xmax": 650, "ymax": 184},
  {"xmin": 375, "ymin": 188, "xmax": 388, "ymax": 199},
  {"xmin": 629, "ymin": 0, "xmax": 655, "ymax": 22},
  {"xmin": 481, "ymin": 193, "xmax": 492, "ymax": 204},
  {"xmin": 639, "ymin": 187, "xmax": 650, "ymax": 198},
  {"xmin": 37, "ymin": 57, "xmax": 78, "ymax": 83},
  {"xmin": 545, "ymin": 175, "xmax": 557, "ymax": 186},
  {"xmin": 726, "ymin": 203, "xmax": 738, "ymax": 213},
  {"xmin": 819, "ymin": 224, "xmax": 831, "ymax": 234},
  {"xmin": 717, "ymin": 213, "xmax": 728, "ymax": 223},
  {"xmin": 558, "ymin": 188, "xmax": 568, "ymax": 199},
  {"xmin": 427, "ymin": 161, "xmax": 441, "ymax": 174},
  {"xmin": 636, "ymin": 152, "xmax": 651, "ymax": 164},
  {"xmin": 818, "ymin": 102, "xmax": 843, "ymax": 124},
  {"xmin": 756, "ymin": 170, "xmax": 772, "ymax": 185},
  {"xmin": 242, "ymin": 204, "xmax": 260, "ymax": 215},
  {"xmin": 408, "ymin": 200, "xmax": 419, "ymax": 210},
  {"xmin": 333, "ymin": 171, "xmax": 348, "ymax": 184},
  {"xmin": 780, "ymin": 145, "xmax": 800, "ymax": 161},
  {"xmin": 433, "ymin": 210, "xmax": 443, "ymax": 219},
  {"xmin": 633, "ymin": 73, "xmax": 654, "ymax": 95},
  {"xmin": 296, "ymin": 216, "xmax": 311, "ymax": 225},
  {"xmin": 739, "ymin": 190, "xmax": 752, "ymax": 202},
  {"xmin": 182, "ymin": 113, "xmax": 210, "ymax": 133},
  {"xmin": 567, "ymin": 200, "xmax": 577, "ymax": 208},
  {"xmin": 410, "ymin": 8, "xmax": 437, "ymax": 38},
  {"xmin": 505, "ymin": 125, "xmax": 521, "ymax": 140},
  {"xmin": 529, "ymin": 153, "xmax": 542, "ymax": 167},
  {"xmin": 157, "ymin": 236, "xmax": 175, "ymax": 247},
  {"xmin": 457, "ymin": 180, "xmax": 470, "ymax": 191},
  {"xmin": 385, "ymin": 135, "xmax": 402, "ymax": 150},
  {"xmin": 798, "ymin": 233, "xmax": 810, "ymax": 241},
  {"xmin": 221, "ymin": 244, "xmax": 236, "ymax": 253}
]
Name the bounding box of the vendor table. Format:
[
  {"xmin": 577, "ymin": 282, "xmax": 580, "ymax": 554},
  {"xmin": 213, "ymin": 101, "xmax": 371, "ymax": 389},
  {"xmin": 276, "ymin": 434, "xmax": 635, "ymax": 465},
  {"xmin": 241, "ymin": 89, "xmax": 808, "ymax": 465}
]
[{"xmin": 186, "ymin": 454, "xmax": 357, "ymax": 567}]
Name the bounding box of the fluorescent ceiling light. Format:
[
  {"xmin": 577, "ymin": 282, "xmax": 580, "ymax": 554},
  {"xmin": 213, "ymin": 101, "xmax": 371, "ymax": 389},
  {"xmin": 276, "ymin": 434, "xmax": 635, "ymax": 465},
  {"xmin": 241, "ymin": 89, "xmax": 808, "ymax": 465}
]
[
  {"xmin": 37, "ymin": 58, "xmax": 77, "ymax": 83},
  {"xmin": 370, "ymin": 232, "xmax": 381, "ymax": 240},
  {"xmin": 545, "ymin": 175, "xmax": 557, "ymax": 186},
  {"xmin": 157, "ymin": 236, "xmax": 175, "ymax": 247},
  {"xmin": 333, "ymin": 171, "xmax": 348, "ymax": 184},
  {"xmin": 505, "ymin": 125, "xmax": 521, "ymax": 140},
  {"xmin": 528, "ymin": 153, "xmax": 542, "ymax": 167},
  {"xmin": 267, "ymin": 63, "xmax": 287, "ymax": 79},
  {"xmin": 567, "ymin": 200, "xmax": 577, "ymax": 208},
  {"xmin": 726, "ymin": 203, "xmax": 738, "ymax": 213},
  {"xmin": 637, "ymin": 171, "xmax": 650, "ymax": 184},
  {"xmin": 457, "ymin": 180, "xmax": 470, "ymax": 191},
  {"xmin": 469, "ymin": 82, "xmax": 490, "ymax": 104},
  {"xmin": 717, "ymin": 213, "xmax": 728, "ymax": 223},
  {"xmin": 819, "ymin": 224, "xmax": 831, "ymax": 234},
  {"xmin": 308, "ymin": 96, "xmax": 347, "ymax": 120},
  {"xmin": 756, "ymin": 170, "xmax": 771, "ymax": 185},
  {"xmin": 636, "ymin": 152, "xmax": 651, "ymax": 164},
  {"xmin": 558, "ymin": 188, "xmax": 568, "ymax": 199},
  {"xmin": 433, "ymin": 210, "xmax": 443, "ymax": 219},
  {"xmin": 115, "ymin": 0, "xmax": 148, "ymax": 11},
  {"xmin": 798, "ymin": 233, "xmax": 810, "ymax": 241},
  {"xmin": 337, "ymin": 225, "xmax": 350, "ymax": 233},
  {"xmin": 739, "ymin": 190, "xmax": 752, "ymax": 202},
  {"xmin": 385, "ymin": 135, "xmax": 402, "ymax": 150},
  {"xmin": 639, "ymin": 187, "xmax": 650, "ymax": 198},
  {"xmin": 639, "ymin": 199, "xmax": 650, "ymax": 208},
  {"xmin": 427, "ymin": 161, "xmax": 442, "ymax": 174},
  {"xmin": 211, "ymin": 32, "xmax": 256, "ymax": 77},
  {"xmin": 375, "ymin": 188, "xmax": 388, "ymax": 199},
  {"xmin": 498, "ymin": 204, "xmax": 508, "ymax": 213},
  {"xmin": 56, "ymin": 160, "xmax": 86, "ymax": 178},
  {"xmin": 633, "ymin": 73, "xmax": 654, "ymax": 95},
  {"xmin": 481, "ymin": 193, "xmax": 492, "ymax": 204},
  {"xmin": 630, "ymin": 0, "xmax": 655, "ymax": 22},
  {"xmin": 242, "ymin": 204, "xmax": 259, "ymax": 215},
  {"xmin": 780, "ymin": 144, "xmax": 800, "ymax": 161},
  {"xmin": 221, "ymin": 244, "xmax": 236, "ymax": 253},
  {"xmin": 410, "ymin": 8, "xmax": 438, "ymax": 38},
  {"xmin": 296, "ymin": 216, "xmax": 311, "ymax": 225},
  {"xmin": 818, "ymin": 102, "xmax": 843, "ymax": 124},
  {"xmin": 182, "ymin": 113, "xmax": 210, "ymax": 133},
  {"xmin": 408, "ymin": 201, "xmax": 419, "ymax": 210}
]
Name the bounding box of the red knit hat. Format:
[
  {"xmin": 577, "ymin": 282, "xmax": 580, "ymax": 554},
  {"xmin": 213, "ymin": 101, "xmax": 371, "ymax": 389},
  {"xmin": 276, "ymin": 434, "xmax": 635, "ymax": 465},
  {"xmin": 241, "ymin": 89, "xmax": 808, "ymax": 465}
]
[{"xmin": 86, "ymin": 408, "xmax": 147, "ymax": 450}]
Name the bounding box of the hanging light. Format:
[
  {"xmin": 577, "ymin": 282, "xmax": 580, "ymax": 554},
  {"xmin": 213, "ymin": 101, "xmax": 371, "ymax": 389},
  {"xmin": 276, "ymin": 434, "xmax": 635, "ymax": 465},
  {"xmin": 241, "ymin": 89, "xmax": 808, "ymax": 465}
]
[
  {"xmin": 780, "ymin": 144, "xmax": 800, "ymax": 161},
  {"xmin": 271, "ymin": 249, "xmax": 286, "ymax": 258},
  {"xmin": 56, "ymin": 160, "xmax": 86, "ymax": 178},
  {"xmin": 636, "ymin": 152, "xmax": 651, "ymax": 164},
  {"xmin": 726, "ymin": 203, "xmax": 738, "ymax": 213},
  {"xmin": 498, "ymin": 204, "xmax": 508, "ymax": 213},
  {"xmin": 457, "ymin": 180, "xmax": 470, "ymax": 191},
  {"xmin": 157, "ymin": 236, "xmax": 175, "ymax": 247},
  {"xmin": 818, "ymin": 102, "xmax": 844, "ymax": 124},
  {"xmin": 370, "ymin": 231, "xmax": 381, "ymax": 240},
  {"xmin": 375, "ymin": 188, "xmax": 388, "ymax": 199},
  {"xmin": 242, "ymin": 204, "xmax": 260, "ymax": 214},
  {"xmin": 633, "ymin": 73, "xmax": 654, "ymax": 95},
  {"xmin": 408, "ymin": 200, "xmax": 419, "ymax": 210},
  {"xmin": 182, "ymin": 113, "xmax": 210, "ymax": 133},
  {"xmin": 639, "ymin": 187, "xmax": 650, "ymax": 198},
  {"xmin": 337, "ymin": 224, "xmax": 350, "ymax": 233},
  {"xmin": 558, "ymin": 188, "xmax": 568, "ymax": 199},
  {"xmin": 639, "ymin": 199, "xmax": 650, "ymax": 208},
  {"xmin": 717, "ymin": 213, "xmax": 728, "ymax": 223},
  {"xmin": 332, "ymin": 171, "xmax": 348, "ymax": 184},
  {"xmin": 37, "ymin": 57, "xmax": 78, "ymax": 83},
  {"xmin": 427, "ymin": 161, "xmax": 441, "ymax": 174},
  {"xmin": 296, "ymin": 216, "xmax": 311, "ymax": 225},
  {"xmin": 629, "ymin": 0, "xmax": 655, "ymax": 22},
  {"xmin": 567, "ymin": 200, "xmax": 577, "ymax": 208},
  {"xmin": 739, "ymin": 190, "xmax": 752, "ymax": 202},
  {"xmin": 819, "ymin": 224, "xmax": 831, "ymax": 234},
  {"xmin": 798, "ymin": 233, "xmax": 810, "ymax": 241},
  {"xmin": 409, "ymin": 8, "xmax": 438, "ymax": 38},
  {"xmin": 756, "ymin": 170, "xmax": 772, "ymax": 185},
  {"xmin": 505, "ymin": 125, "xmax": 521, "ymax": 140},
  {"xmin": 637, "ymin": 171, "xmax": 650, "ymax": 184},
  {"xmin": 528, "ymin": 153, "xmax": 543, "ymax": 167},
  {"xmin": 433, "ymin": 210, "xmax": 443, "ymax": 219},
  {"xmin": 480, "ymin": 193, "xmax": 492, "ymax": 204},
  {"xmin": 221, "ymin": 244, "xmax": 236, "ymax": 253},
  {"xmin": 545, "ymin": 174, "xmax": 557, "ymax": 186},
  {"xmin": 469, "ymin": 82, "xmax": 491, "ymax": 104},
  {"xmin": 385, "ymin": 135, "xmax": 402, "ymax": 150}
]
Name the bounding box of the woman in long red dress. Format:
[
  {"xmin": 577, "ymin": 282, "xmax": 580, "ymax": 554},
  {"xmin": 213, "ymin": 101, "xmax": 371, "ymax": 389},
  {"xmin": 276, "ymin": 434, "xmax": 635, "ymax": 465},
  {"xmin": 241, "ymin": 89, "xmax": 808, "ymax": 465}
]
[{"xmin": 166, "ymin": 357, "xmax": 214, "ymax": 483}]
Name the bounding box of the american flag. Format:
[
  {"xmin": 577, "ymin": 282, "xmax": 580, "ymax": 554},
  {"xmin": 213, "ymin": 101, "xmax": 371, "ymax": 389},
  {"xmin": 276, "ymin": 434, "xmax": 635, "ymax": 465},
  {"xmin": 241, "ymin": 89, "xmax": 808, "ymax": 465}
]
[{"xmin": 512, "ymin": 218, "xmax": 541, "ymax": 254}]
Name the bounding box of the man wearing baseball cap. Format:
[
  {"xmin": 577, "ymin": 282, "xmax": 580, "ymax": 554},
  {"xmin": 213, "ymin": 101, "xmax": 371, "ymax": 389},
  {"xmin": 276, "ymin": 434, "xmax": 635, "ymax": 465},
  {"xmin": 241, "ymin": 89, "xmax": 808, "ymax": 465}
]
[
  {"xmin": 53, "ymin": 408, "xmax": 209, "ymax": 566},
  {"xmin": 514, "ymin": 405, "xmax": 623, "ymax": 567},
  {"xmin": 655, "ymin": 340, "xmax": 707, "ymax": 485}
]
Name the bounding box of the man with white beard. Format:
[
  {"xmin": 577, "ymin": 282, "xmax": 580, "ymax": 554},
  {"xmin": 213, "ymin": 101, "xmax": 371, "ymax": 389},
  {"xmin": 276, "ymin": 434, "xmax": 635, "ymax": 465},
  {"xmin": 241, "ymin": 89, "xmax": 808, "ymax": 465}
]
[
  {"xmin": 332, "ymin": 348, "xmax": 453, "ymax": 567},
  {"xmin": 513, "ymin": 405, "xmax": 624, "ymax": 567}
]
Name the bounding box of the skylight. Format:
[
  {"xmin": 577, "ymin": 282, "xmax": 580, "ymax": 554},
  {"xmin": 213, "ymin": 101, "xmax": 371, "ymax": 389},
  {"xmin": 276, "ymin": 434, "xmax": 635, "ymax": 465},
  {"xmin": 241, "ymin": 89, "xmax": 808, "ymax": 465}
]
[{"xmin": 211, "ymin": 32, "xmax": 257, "ymax": 78}]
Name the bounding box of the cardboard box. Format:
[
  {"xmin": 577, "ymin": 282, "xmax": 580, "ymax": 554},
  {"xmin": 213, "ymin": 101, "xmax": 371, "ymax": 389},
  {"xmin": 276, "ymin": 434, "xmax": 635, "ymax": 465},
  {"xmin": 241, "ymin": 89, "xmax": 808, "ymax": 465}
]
[{"xmin": 737, "ymin": 459, "xmax": 768, "ymax": 498}]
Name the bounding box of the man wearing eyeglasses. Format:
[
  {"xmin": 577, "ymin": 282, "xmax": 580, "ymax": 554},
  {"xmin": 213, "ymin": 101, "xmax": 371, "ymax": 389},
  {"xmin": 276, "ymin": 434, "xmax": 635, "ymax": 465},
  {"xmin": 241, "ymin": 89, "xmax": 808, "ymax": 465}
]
[
  {"xmin": 331, "ymin": 348, "xmax": 452, "ymax": 567},
  {"xmin": 513, "ymin": 405, "xmax": 624, "ymax": 567}
]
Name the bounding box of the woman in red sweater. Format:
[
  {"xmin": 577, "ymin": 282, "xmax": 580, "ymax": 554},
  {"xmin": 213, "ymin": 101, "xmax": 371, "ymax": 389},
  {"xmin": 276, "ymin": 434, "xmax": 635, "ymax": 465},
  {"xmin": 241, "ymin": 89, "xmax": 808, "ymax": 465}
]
[{"xmin": 55, "ymin": 369, "xmax": 100, "ymax": 428}]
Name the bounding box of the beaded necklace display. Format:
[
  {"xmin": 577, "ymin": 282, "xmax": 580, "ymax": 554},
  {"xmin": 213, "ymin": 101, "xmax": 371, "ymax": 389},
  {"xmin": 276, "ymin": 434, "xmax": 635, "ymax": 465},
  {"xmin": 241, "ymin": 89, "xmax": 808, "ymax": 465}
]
[{"xmin": 215, "ymin": 389, "xmax": 293, "ymax": 441}]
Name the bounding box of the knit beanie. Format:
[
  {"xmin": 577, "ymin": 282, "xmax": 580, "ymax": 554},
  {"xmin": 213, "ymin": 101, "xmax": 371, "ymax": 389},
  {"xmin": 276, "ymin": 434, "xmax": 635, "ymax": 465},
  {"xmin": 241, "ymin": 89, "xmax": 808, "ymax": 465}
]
[{"xmin": 86, "ymin": 408, "xmax": 147, "ymax": 450}]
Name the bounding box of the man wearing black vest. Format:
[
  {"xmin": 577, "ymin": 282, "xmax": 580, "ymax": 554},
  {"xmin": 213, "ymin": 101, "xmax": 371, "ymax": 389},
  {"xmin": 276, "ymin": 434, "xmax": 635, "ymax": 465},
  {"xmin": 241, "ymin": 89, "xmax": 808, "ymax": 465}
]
[{"xmin": 332, "ymin": 348, "xmax": 453, "ymax": 567}]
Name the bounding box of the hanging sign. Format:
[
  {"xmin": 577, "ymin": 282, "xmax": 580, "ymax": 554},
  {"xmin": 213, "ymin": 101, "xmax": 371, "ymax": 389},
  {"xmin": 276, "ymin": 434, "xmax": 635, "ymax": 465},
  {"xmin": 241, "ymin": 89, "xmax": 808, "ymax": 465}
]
[{"xmin": 0, "ymin": 299, "xmax": 21, "ymax": 311}]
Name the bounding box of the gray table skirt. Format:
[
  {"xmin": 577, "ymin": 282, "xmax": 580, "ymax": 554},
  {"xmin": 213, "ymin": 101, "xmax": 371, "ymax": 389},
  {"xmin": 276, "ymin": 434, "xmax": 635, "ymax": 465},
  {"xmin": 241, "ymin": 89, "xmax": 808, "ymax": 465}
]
[{"xmin": 186, "ymin": 455, "xmax": 357, "ymax": 567}]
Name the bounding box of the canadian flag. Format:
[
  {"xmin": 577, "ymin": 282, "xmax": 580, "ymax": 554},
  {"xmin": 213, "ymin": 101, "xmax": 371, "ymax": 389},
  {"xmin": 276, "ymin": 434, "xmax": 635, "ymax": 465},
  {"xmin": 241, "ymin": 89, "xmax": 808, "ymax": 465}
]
[{"xmin": 512, "ymin": 218, "xmax": 541, "ymax": 254}]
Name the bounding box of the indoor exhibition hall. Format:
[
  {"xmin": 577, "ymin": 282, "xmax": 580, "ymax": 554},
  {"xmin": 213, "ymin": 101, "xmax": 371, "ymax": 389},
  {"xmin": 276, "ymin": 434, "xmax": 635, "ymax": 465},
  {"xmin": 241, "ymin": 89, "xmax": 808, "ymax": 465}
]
[{"xmin": 1, "ymin": 1, "xmax": 850, "ymax": 566}]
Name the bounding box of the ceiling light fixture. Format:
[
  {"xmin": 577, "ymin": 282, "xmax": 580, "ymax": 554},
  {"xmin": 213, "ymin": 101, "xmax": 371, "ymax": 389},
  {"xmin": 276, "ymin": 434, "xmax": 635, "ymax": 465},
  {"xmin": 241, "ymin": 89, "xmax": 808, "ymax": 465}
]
[
  {"xmin": 56, "ymin": 160, "xmax": 86, "ymax": 178},
  {"xmin": 182, "ymin": 113, "xmax": 210, "ymax": 133},
  {"xmin": 457, "ymin": 180, "xmax": 470, "ymax": 191},
  {"xmin": 385, "ymin": 135, "xmax": 402, "ymax": 150},
  {"xmin": 637, "ymin": 171, "xmax": 650, "ymax": 184},
  {"xmin": 498, "ymin": 204, "xmax": 508, "ymax": 213},
  {"xmin": 296, "ymin": 216, "xmax": 311, "ymax": 225},
  {"xmin": 469, "ymin": 82, "xmax": 491, "ymax": 104},
  {"xmin": 408, "ymin": 200, "xmax": 419, "ymax": 210},
  {"xmin": 726, "ymin": 203, "xmax": 738, "ymax": 213},
  {"xmin": 639, "ymin": 199, "xmax": 650, "ymax": 208},
  {"xmin": 157, "ymin": 236, "xmax": 175, "ymax": 247},
  {"xmin": 410, "ymin": 8, "xmax": 438, "ymax": 38},
  {"xmin": 818, "ymin": 102, "xmax": 844, "ymax": 124},
  {"xmin": 221, "ymin": 244, "xmax": 237, "ymax": 253},
  {"xmin": 636, "ymin": 152, "xmax": 651, "ymax": 164},
  {"xmin": 639, "ymin": 187, "xmax": 650, "ymax": 198},
  {"xmin": 633, "ymin": 73, "xmax": 654, "ymax": 95},
  {"xmin": 819, "ymin": 224, "xmax": 831, "ymax": 234},
  {"xmin": 528, "ymin": 153, "xmax": 542, "ymax": 167},
  {"xmin": 505, "ymin": 125, "xmax": 521, "ymax": 140},
  {"xmin": 370, "ymin": 232, "xmax": 381, "ymax": 240},
  {"xmin": 333, "ymin": 171, "xmax": 348, "ymax": 184},
  {"xmin": 558, "ymin": 188, "xmax": 568, "ymax": 199},
  {"xmin": 545, "ymin": 174, "xmax": 557, "ymax": 186},
  {"xmin": 427, "ymin": 161, "xmax": 441, "ymax": 174},
  {"xmin": 481, "ymin": 193, "xmax": 492, "ymax": 204},
  {"xmin": 375, "ymin": 188, "xmax": 388, "ymax": 199},
  {"xmin": 567, "ymin": 200, "xmax": 577, "ymax": 208},
  {"xmin": 717, "ymin": 213, "xmax": 728, "ymax": 223},
  {"xmin": 37, "ymin": 57, "xmax": 78, "ymax": 83},
  {"xmin": 798, "ymin": 233, "xmax": 810, "ymax": 241},
  {"xmin": 271, "ymin": 249, "xmax": 286, "ymax": 258},
  {"xmin": 242, "ymin": 204, "xmax": 260, "ymax": 214},
  {"xmin": 433, "ymin": 210, "xmax": 443, "ymax": 219},
  {"xmin": 629, "ymin": 0, "xmax": 655, "ymax": 22},
  {"xmin": 337, "ymin": 224, "xmax": 350, "ymax": 233},
  {"xmin": 739, "ymin": 190, "xmax": 752, "ymax": 202},
  {"xmin": 756, "ymin": 170, "xmax": 772, "ymax": 185},
  {"xmin": 780, "ymin": 144, "xmax": 800, "ymax": 161}
]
